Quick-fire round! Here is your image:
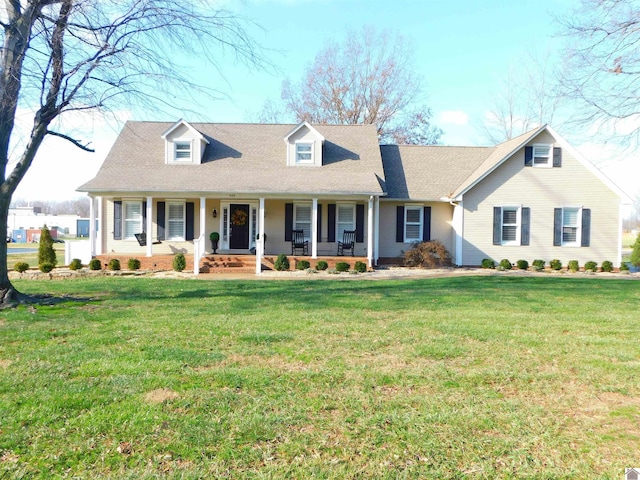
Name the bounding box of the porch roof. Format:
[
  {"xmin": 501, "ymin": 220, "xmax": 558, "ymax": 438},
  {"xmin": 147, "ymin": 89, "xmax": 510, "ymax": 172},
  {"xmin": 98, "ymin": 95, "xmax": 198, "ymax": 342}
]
[{"xmin": 78, "ymin": 122, "xmax": 385, "ymax": 197}]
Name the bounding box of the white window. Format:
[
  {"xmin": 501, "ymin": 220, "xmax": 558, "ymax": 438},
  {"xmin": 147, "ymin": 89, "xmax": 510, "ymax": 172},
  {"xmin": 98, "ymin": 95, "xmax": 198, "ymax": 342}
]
[
  {"xmin": 167, "ymin": 202, "xmax": 185, "ymax": 240},
  {"xmin": 562, "ymin": 207, "xmax": 580, "ymax": 246},
  {"xmin": 295, "ymin": 143, "xmax": 313, "ymax": 164},
  {"xmin": 336, "ymin": 204, "xmax": 356, "ymax": 240},
  {"xmin": 124, "ymin": 201, "xmax": 142, "ymax": 240},
  {"xmin": 174, "ymin": 141, "xmax": 192, "ymax": 162},
  {"xmin": 294, "ymin": 204, "xmax": 312, "ymax": 239},
  {"xmin": 501, "ymin": 207, "xmax": 521, "ymax": 245},
  {"xmin": 533, "ymin": 144, "xmax": 551, "ymax": 167},
  {"xmin": 404, "ymin": 206, "xmax": 423, "ymax": 242}
]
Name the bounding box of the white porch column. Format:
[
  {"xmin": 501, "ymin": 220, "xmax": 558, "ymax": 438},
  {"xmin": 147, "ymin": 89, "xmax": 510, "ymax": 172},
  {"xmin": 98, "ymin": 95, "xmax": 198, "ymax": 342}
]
[
  {"xmin": 367, "ymin": 196, "xmax": 374, "ymax": 267},
  {"xmin": 311, "ymin": 198, "xmax": 318, "ymax": 258},
  {"xmin": 374, "ymin": 196, "xmax": 380, "ymax": 265},
  {"xmin": 453, "ymin": 201, "xmax": 464, "ymax": 266},
  {"xmin": 96, "ymin": 196, "xmax": 103, "ymax": 255},
  {"xmin": 199, "ymin": 196, "xmax": 206, "ymax": 247},
  {"xmin": 89, "ymin": 196, "xmax": 96, "ymax": 257},
  {"xmin": 146, "ymin": 196, "xmax": 153, "ymax": 257},
  {"xmin": 256, "ymin": 198, "xmax": 265, "ymax": 274}
]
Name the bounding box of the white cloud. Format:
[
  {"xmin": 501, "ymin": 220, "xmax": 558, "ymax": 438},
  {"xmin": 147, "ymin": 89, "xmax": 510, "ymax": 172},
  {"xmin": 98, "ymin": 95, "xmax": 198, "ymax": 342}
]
[{"xmin": 439, "ymin": 110, "xmax": 469, "ymax": 126}]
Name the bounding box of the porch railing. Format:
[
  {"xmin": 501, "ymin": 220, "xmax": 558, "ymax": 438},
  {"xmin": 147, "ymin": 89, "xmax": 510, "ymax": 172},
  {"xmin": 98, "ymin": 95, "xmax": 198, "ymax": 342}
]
[{"xmin": 193, "ymin": 234, "xmax": 205, "ymax": 274}]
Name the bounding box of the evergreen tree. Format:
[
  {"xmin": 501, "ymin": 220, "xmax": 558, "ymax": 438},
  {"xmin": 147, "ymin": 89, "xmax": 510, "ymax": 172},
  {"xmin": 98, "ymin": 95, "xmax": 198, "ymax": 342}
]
[
  {"xmin": 38, "ymin": 225, "xmax": 57, "ymax": 267},
  {"xmin": 631, "ymin": 236, "xmax": 640, "ymax": 267}
]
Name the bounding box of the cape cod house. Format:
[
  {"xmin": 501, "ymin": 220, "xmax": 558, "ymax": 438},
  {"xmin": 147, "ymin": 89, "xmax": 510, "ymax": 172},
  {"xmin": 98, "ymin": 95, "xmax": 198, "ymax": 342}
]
[{"xmin": 77, "ymin": 120, "xmax": 628, "ymax": 273}]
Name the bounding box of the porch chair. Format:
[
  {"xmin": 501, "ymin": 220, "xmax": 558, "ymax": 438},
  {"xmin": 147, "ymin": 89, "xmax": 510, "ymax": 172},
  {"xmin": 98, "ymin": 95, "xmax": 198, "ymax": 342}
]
[
  {"xmin": 337, "ymin": 230, "xmax": 356, "ymax": 256},
  {"xmin": 291, "ymin": 229, "xmax": 309, "ymax": 255}
]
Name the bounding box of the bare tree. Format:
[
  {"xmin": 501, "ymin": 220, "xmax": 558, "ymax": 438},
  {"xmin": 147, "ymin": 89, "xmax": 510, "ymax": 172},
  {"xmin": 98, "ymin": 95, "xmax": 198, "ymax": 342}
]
[
  {"xmin": 0, "ymin": 0, "xmax": 266, "ymax": 307},
  {"xmin": 277, "ymin": 27, "xmax": 441, "ymax": 145},
  {"xmin": 478, "ymin": 51, "xmax": 561, "ymax": 144},
  {"xmin": 557, "ymin": 0, "xmax": 640, "ymax": 147}
]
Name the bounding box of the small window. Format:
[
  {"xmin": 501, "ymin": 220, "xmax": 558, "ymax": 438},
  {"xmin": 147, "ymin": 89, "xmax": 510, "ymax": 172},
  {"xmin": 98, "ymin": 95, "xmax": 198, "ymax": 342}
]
[
  {"xmin": 533, "ymin": 145, "xmax": 551, "ymax": 167},
  {"xmin": 124, "ymin": 201, "xmax": 143, "ymax": 240},
  {"xmin": 562, "ymin": 207, "xmax": 580, "ymax": 246},
  {"xmin": 404, "ymin": 206, "xmax": 423, "ymax": 242},
  {"xmin": 501, "ymin": 207, "xmax": 520, "ymax": 245},
  {"xmin": 294, "ymin": 204, "xmax": 312, "ymax": 239},
  {"xmin": 295, "ymin": 143, "xmax": 313, "ymax": 164},
  {"xmin": 167, "ymin": 202, "xmax": 185, "ymax": 240},
  {"xmin": 337, "ymin": 204, "xmax": 355, "ymax": 240},
  {"xmin": 174, "ymin": 141, "xmax": 192, "ymax": 161}
]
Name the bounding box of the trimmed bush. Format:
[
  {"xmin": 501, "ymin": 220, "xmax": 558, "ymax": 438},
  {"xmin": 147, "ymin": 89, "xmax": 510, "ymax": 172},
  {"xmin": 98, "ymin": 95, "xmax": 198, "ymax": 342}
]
[
  {"xmin": 499, "ymin": 259, "xmax": 512, "ymax": 270},
  {"xmin": 620, "ymin": 261, "xmax": 630, "ymax": 271},
  {"xmin": 108, "ymin": 258, "xmax": 121, "ymax": 271},
  {"xmin": 550, "ymin": 259, "xmax": 562, "ymax": 271},
  {"xmin": 568, "ymin": 260, "xmax": 579, "ymax": 273},
  {"xmin": 127, "ymin": 258, "xmax": 141, "ymax": 270},
  {"xmin": 173, "ymin": 253, "xmax": 186, "ymax": 272},
  {"xmin": 13, "ymin": 262, "xmax": 29, "ymax": 273},
  {"xmin": 631, "ymin": 236, "xmax": 640, "ymax": 267},
  {"xmin": 274, "ymin": 254, "xmax": 290, "ymax": 271},
  {"xmin": 354, "ymin": 261, "xmax": 367, "ymax": 273},
  {"xmin": 532, "ymin": 259, "xmax": 545, "ymax": 270},
  {"xmin": 335, "ymin": 261, "xmax": 350, "ymax": 272},
  {"xmin": 88, "ymin": 258, "xmax": 102, "ymax": 270},
  {"xmin": 584, "ymin": 261, "xmax": 597, "ymax": 272},
  {"xmin": 38, "ymin": 225, "xmax": 57, "ymax": 268},
  {"xmin": 601, "ymin": 260, "xmax": 613, "ymax": 272},
  {"xmin": 315, "ymin": 260, "xmax": 328, "ymax": 271},
  {"xmin": 481, "ymin": 258, "xmax": 495, "ymax": 269},
  {"xmin": 39, "ymin": 262, "xmax": 54, "ymax": 273},
  {"xmin": 403, "ymin": 240, "xmax": 450, "ymax": 268},
  {"xmin": 69, "ymin": 258, "xmax": 83, "ymax": 271},
  {"xmin": 516, "ymin": 259, "xmax": 529, "ymax": 270},
  {"xmin": 296, "ymin": 260, "xmax": 311, "ymax": 270}
]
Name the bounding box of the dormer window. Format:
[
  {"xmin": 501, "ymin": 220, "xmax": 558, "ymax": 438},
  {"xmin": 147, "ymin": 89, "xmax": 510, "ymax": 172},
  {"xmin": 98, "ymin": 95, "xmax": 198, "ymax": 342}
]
[
  {"xmin": 296, "ymin": 143, "xmax": 313, "ymax": 164},
  {"xmin": 174, "ymin": 141, "xmax": 192, "ymax": 162}
]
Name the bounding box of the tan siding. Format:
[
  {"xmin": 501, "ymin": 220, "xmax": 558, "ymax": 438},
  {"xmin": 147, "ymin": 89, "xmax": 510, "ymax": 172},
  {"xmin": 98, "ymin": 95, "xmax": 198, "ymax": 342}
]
[{"xmin": 462, "ymin": 134, "xmax": 621, "ymax": 266}]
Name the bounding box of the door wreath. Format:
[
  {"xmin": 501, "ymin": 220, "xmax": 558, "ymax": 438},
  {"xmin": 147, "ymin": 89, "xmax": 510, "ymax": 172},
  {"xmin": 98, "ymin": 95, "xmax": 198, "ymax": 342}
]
[{"xmin": 231, "ymin": 209, "xmax": 248, "ymax": 226}]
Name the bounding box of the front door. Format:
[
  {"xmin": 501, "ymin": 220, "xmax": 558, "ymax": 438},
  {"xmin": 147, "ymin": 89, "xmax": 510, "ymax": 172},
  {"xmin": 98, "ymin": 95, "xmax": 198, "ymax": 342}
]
[{"xmin": 229, "ymin": 204, "xmax": 250, "ymax": 249}]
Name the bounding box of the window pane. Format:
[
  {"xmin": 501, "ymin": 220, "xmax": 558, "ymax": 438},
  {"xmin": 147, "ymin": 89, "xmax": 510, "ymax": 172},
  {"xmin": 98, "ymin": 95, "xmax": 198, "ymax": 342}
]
[
  {"xmin": 502, "ymin": 225, "xmax": 517, "ymax": 241},
  {"xmin": 295, "ymin": 205, "xmax": 311, "ymax": 238},
  {"xmin": 563, "ymin": 208, "xmax": 578, "ymax": 226},
  {"xmin": 124, "ymin": 202, "xmax": 142, "ymax": 239},
  {"xmin": 296, "ymin": 143, "xmax": 313, "ymax": 162},
  {"xmin": 406, "ymin": 224, "xmax": 421, "ymax": 239},
  {"xmin": 168, "ymin": 221, "xmax": 183, "ymax": 239},
  {"xmin": 337, "ymin": 205, "xmax": 354, "ymax": 223},
  {"xmin": 563, "ymin": 227, "xmax": 577, "ymax": 242},
  {"xmin": 406, "ymin": 208, "xmax": 421, "ymax": 223},
  {"xmin": 167, "ymin": 203, "xmax": 184, "ymax": 239},
  {"xmin": 502, "ymin": 209, "xmax": 517, "ymax": 224},
  {"xmin": 175, "ymin": 142, "xmax": 191, "ymax": 159},
  {"xmin": 168, "ymin": 204, "xmax": 183, "ymax": 220}
]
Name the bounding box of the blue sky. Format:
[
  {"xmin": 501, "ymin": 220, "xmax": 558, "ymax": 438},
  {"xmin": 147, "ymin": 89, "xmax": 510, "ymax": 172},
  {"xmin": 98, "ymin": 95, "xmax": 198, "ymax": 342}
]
[{"xmin": 13, "ymin": 0, "xmax": 638, "ymax": 202}]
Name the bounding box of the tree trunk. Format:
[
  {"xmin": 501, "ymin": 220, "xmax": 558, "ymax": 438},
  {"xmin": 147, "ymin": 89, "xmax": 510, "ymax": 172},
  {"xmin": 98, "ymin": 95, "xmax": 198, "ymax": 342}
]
[{"xmin": 0, "ymin": 195, "xmax": 21, "ymax": 308}]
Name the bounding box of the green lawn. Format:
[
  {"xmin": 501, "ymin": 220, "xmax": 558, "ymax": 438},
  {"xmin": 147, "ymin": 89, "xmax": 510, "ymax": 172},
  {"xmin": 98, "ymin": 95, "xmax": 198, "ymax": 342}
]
[{"xmin": 1, "ymin": 276, "xmax": 639, "ymax": 478}]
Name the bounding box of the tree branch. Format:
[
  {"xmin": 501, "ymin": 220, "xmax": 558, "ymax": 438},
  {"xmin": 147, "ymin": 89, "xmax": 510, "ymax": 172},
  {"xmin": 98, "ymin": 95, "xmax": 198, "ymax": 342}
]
[{"xmin": 46, "ymin": 130, "xmax": 94, "ymax": 152}]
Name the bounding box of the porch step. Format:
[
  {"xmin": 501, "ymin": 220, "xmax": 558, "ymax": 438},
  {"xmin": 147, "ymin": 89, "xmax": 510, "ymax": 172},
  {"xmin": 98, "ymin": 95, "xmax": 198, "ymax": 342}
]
[{"xmin": 200, "ymin": 255, "xmax": 257, "ymax": 273}]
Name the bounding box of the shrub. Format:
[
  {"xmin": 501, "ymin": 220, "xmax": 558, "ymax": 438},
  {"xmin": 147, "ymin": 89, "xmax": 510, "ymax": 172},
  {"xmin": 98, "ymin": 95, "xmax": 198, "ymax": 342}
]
[
  {"xmin": 516, "ymin": 259, "xmax": 529, "ymax": 270},
  {"xmin": 88, "ymin": 258, "xmax": 102, "ymax": 270},
  {"xmin": 274, "ymin": 254, "xmax": 290, "ymax": 271},
  {"xmin": 127, "ymin": 258, "xmax": 141, "ymax": 270},
  {"xmin": 335, "ymin": 261, "xmax": 350, "ymax": 272},
  {"xmin": 584, "ymin": 261, "xmax": 597, "ymax": 272},
  {"xmin": 39, "ymin": 262, "xmax": 54, "ymax": 273},
  {"xmin": 38, "ymin": 224, "xmax": 57, "ymax": 268},
  {"xmin": 481, "ymin": 258, "xmax": 495, "ymax": 269},
  {"xmin": 354, "ymin": 261, "xmax": 367, "ymax": 273},
  {"xmin": 173, "ymin": 253, "xmax": 186, "ymax": 272},
  {"xmin": 499, "ymin": 259, "xmax": 512, "ymax": 270},
  {"xmin": 550, "ymin": 259, "xmax": 562, "ymax": 271},
  {"xmin": 108, "ymin": 258, "xmax": 121, "ymax": 271},
  {"xmin": 13, "ymin": 262, "xmax": 29, "ymax": 273},
  {"xmin": 532, "ymin": 259, "xmax": 545, "ymax": 270},
  {"xmin": 327, "ymin": 268, "xmax": 339, "ymax": 275},
  {"xmin": 296, "ymin": 260, "xmax": 311, "ymax": 270},
  {"xmin": 620, "ymin": 261, "xmax": 630, "ymax": 271},
  {"xmin": 631, "ymin": 236, "xmax": 640, "ymax": 267},
  {"xmin": 601, "ymin": 260, "xmax": 613, "ymax": 272},
  {"xmin": 403, "ymin": 240, "xmax": 450, "ymax": 268},
  {"xmin": 568, "ymin": 260, "xmax": 579, "ymax": 273},
  {"xmin": 315, "ymin": 260, "xmax": 328, "ymax": 271},
  {"xmin": 69, "ymin": 258, "xmax": 83, "ymax": 271}
]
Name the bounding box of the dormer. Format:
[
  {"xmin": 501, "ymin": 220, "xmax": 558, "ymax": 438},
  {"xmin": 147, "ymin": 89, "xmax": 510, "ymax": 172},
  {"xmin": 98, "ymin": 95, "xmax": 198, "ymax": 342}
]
[
  {"xmin": 161, "ymin": 119, "xmax": 210, "ymax": 165},
  {"xmin": 284, "ymin": 121, "xmax": 325, "ymax": 167}
]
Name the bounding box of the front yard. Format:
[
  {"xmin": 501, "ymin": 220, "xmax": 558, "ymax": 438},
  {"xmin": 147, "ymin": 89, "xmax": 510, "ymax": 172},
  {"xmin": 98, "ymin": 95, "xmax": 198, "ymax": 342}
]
[{"xmin": 1, "ymin": 276, "xmax": 639, "ymax": 478}]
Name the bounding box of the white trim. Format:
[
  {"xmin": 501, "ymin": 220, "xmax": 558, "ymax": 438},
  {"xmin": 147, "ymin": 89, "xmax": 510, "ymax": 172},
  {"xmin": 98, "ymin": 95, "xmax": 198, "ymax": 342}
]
[
  {"xmin": 311, "ymin": 198, "xmax": 318, "ymax": 258},
  {"xmin": 561, "ymin": 206, "xmax": 582, "ymax": 247},
  {"xmin": 146, "ymin": 196, "xmax": 153, "ymax": 257},
  {"xmin": 257, "ymin": 198, "xmax": 265, "ymax": 274},
  {"xmin": 295, "ymin": 141, "xmax": 314, "ymax": 164},
  {"xmin": 374, "ymin": 196, "xmax": 380, "ymax": 265},
  {"xmin": 532, "ymin": 144, "xmax": 552, "ymax": 168},
  {"xmin": 166, "ymin": 201, "xmax": 186, "ymax": 241},
  {"xmin": 161, "ymin": 119, "xmax": 210, "ymax": 143},
  {"xmin": 123, "ymin": 200, "xmax": 143, "ymax": 241},
  {"xmin": 89, "ymin": 196, "xmax": 96, "ymax": 257},
  {"xmin": 367, "ymin": 196, "xmax": 374, "ymax": 267},
  {"xmin": 499, "ymin": 205, "xmax": 522, "ymax": 246},
  {"xmin": 172, "ymin": 139, "xmax": 193, "ymax": 163},
  {"xmin": 403, "ymin": 204, "xmax": 423, "ymax": 243},
  {"xmin": 96, "ymin": 196, "xmax": 103, "ymax": 255},
  {"xmin": 283, "ymin": 121, "xmax": 326, "ymax": 142},
  {"xmin": 220, "ymin": 200, "xmax": 259, "ymax": 251},
  {"xmin": 335, "ymin": 202, "xmax": 356, "ymax": 241}
]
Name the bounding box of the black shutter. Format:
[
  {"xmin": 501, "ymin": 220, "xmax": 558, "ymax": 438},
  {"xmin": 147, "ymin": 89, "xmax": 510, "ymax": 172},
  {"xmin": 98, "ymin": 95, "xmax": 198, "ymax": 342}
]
[
  {"xmin": 113, "ymin": 201, "xmax": 122, "ymax": 240},
  {"xmin": 521, "ymin": 207, "xmax": 530, "ymax": 246},
  {"xmin": 422, "ymin": 206, "xmax": 431, "ymax": 241},
  {"xmin": 524, "ymin": 146, "xmax": 533, "ymax": 166},
  {"xmin": 581, "ymin": 208, "xmax": 591, "ymax": 247},
  {"xmin": 328, "ymin": 204, "xmax": 336, "ymax": 242},
  {"xmin": 553, "ymin": 147, "xmax": 562, "ymax": 167},
  {"xmin": 396, "ymin": 206, "xmax": 405, "ymax": 243},
  {"xmin": 285, "ymin": 203, "xmax": 293, "ymax": 241},
  {"xmin": 316, "ymin": 204, "xmax": 322, "ymax": 242},
  {"xmin": 493, "ymin": 207, "xmax": 501, "ymax": 245},
  {"xmin": 185, "ymin": 202, "xmax": 195, "ymax": 241},
  {"xmin": 142, "ymin": 201, "xmax": 147, "ymax": 233},
  {"xmin": 553, "ymin": 208, "xmax": 562, "ymax": 246},
  {"xmin": 355, "ymin": 204, "xmax": 365, "ymax": 243},
  {"xmin": 157, "ymin": 201, "xmax": 166, "ymax": 241}
]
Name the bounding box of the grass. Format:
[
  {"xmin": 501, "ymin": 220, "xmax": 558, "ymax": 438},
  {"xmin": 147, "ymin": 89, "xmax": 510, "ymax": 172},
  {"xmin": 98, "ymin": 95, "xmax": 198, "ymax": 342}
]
[
  {"xmin": 6, "ymin": 243, "xmax": 66, "ymax": 268},
  {"xmin": 1, "ymin": 276, "xmax": 639, "ymax": 478}
]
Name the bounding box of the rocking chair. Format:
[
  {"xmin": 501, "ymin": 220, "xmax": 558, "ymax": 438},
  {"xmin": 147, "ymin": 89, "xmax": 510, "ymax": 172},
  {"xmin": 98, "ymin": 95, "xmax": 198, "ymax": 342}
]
[
  {"xmin": 337, "ymin": 230, "xmax": 356, "ymax": 256},
  {"xmin": 291, "ymin": 229, "xmax": 309, "ymax": 255}
]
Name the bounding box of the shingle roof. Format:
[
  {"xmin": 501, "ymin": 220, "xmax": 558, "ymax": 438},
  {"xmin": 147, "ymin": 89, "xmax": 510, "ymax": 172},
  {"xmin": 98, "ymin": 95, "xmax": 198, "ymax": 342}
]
[
  {"xmin": 380, "ymin": 144, "xmax": 494, "ymax": 200},
  {"xmin": 78, "ymin": 121, "xmax": 385, "ymax": 196}
]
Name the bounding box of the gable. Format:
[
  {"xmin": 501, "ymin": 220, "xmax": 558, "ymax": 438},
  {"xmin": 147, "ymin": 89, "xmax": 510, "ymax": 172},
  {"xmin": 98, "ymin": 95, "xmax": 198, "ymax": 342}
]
[
  {"xmin": 161, "ymin": 120, "xmax": 209, "ymax": 165},
  {"xmin": 284, "ymin": 122, "xmax": 325, "ymax": 167}
]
